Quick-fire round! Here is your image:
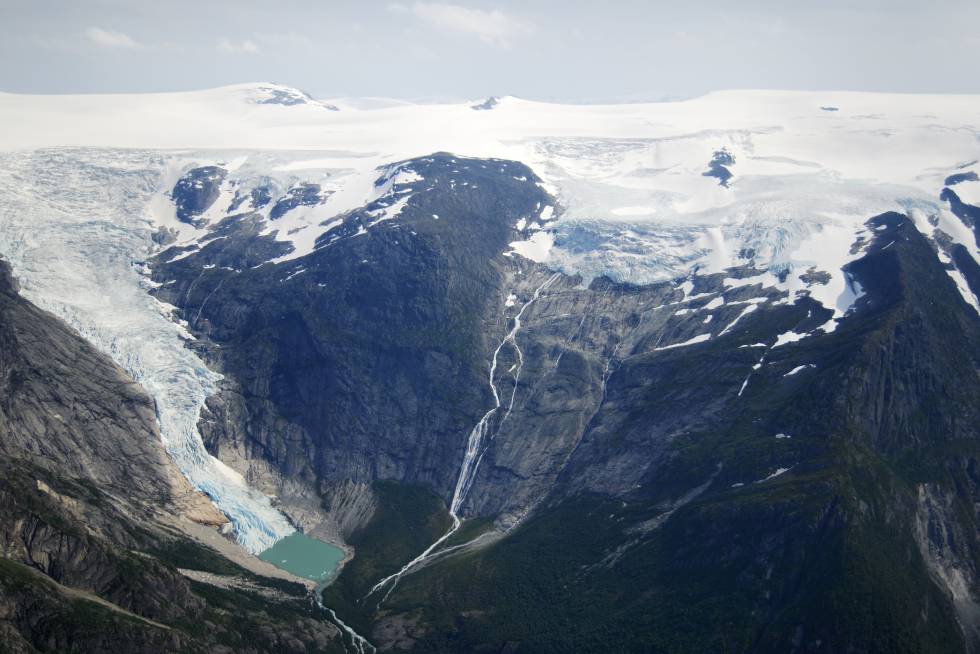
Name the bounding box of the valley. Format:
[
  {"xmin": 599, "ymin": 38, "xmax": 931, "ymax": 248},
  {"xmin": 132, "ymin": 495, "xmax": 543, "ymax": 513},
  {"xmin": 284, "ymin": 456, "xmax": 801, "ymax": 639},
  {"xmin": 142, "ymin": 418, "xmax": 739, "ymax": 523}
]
[{"xmin": 0, "ymin": 84, "xmax": 978, "ymax": 652}]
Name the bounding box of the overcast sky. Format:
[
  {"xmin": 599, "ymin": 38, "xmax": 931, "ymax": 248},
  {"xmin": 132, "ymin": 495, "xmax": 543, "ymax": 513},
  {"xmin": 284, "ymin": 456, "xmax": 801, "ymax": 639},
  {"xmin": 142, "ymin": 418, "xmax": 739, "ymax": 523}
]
[{"xmin": 3, "ymin": 0, "xmax": 979, "ymax": 101}]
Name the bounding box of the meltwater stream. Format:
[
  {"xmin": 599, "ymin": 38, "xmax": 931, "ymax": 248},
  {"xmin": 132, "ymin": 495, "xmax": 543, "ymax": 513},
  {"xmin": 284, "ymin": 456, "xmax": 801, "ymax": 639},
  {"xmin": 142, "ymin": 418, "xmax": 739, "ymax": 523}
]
[
  {"xmin": 365, "ymin": 273, "xmax": 561, "ymax": 603},
  {"xmin": 0, "ymin": 149, "xmax": 295, "ymax": 553}
]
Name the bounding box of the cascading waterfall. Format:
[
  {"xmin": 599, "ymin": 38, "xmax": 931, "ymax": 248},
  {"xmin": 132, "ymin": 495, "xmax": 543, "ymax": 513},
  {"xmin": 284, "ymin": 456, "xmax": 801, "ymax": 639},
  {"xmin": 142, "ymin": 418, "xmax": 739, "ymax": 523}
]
[
  {"xmin": 365, "ymin": 273, "xmax": 561, "ymax": 603},
  {"xmin": 316, "ymin": 594, "xmax": 375, "ymax": 654}
]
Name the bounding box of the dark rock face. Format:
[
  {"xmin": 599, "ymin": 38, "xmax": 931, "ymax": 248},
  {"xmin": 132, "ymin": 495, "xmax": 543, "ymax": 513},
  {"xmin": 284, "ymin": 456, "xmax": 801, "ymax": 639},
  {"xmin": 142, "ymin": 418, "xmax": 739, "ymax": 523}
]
[
  {"xmin": 471, "ymin": 97, "xmax": 500, "ymax": 111},
  {"xmin": 0, "ymin": 259, "xmax": 186, "ymax": 507},
  {"xmin": 172, "ymin": 166, "xmax": 227, "ymax": 225},
  {"xmin": 0, "ymin": 258, "xmax": 343, "ymax": 653},
  {"xmin": 229, "ymin": 182, "xmax": 275, "ymax": 214},
  {"xmin": 952, "ymin": 244, "xmax": 980, "ymax": 303},
  {"xmin": 941, "ymin": 187, "xmax": 980, "ymax": 246},
  {"xmin": 945, "ymin": 171, "xmax": 979, "ymax": 186},
  {"xmin": 0, "ymin": 555, "xmax": 186, "ymax": 654},
  {"xmin": 250, "ymin": 183, "xmax": 274, "ymax": 209},
  {"xmin": 269, "ymin": 182, "xmax": 325, "ymax": 220},
  {"xmin": 152, "ymin": 155, "xmax": 550, "ymax": 517},
  {"xmin": 353, "ymin": 212, "xmax": 980, "ymax": 653},
  {"xmin": 149, "ymin": 154, "xmax": 980, "ymax": 652},
  {"xmin": 703, "ymin": 147, "xmax": 735, "ymax": 186}
]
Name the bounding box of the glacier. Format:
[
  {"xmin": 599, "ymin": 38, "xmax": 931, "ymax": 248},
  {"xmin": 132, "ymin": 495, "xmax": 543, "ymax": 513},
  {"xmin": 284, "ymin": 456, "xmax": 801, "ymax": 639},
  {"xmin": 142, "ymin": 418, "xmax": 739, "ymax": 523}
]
[
  {"xmin": 3, "ymin": 82, "xmax": 970, "ymax": 316},
  {"xmin": 0, "ymin": 148, "xmax": 295, "ymax": 554},
  {"xmin": 0, "ymin": 83, "xmax": 978, "ymax": 558}
]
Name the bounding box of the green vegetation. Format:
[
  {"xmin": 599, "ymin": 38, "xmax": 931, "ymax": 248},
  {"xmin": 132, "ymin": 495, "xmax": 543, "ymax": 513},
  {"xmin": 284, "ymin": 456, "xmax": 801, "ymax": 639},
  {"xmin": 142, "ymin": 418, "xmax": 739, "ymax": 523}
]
[
  {"xmin": 369, "ymin": 450, "xmax": 965, "ymax": 653},
  {"xmin": 442, "ymin": 516, "xmax": 495, "ymax": 549},
  {"xmin": 320, "ymin": 226, "xmax": 980, "ymax": 652},
  {"xmin": 321, "ymin": 480, "xmax": 453, "ymax": 632},
  {"xmin": 0, "ymin": 558, "xmax": 181, "ymax": 651}
]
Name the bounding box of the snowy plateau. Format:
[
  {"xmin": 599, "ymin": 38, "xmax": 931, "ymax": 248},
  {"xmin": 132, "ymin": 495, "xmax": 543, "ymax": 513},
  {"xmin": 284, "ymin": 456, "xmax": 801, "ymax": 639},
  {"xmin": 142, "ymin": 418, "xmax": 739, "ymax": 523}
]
[{"xmin": 0, "ymin": 82, "xmax": 978, "ymax": 554}]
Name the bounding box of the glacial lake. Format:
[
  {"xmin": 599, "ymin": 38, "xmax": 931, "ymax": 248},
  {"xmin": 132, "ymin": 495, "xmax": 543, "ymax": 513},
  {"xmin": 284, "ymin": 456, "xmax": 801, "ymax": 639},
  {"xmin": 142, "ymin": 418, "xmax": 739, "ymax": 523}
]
[{"xmin": 259, "ymin": 532, "xmax": 345, "ymax": 583}]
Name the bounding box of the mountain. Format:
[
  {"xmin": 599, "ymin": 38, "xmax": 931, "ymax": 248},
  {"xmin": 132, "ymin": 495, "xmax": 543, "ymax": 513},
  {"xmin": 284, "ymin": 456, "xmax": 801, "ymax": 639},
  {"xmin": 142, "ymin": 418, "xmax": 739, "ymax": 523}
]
[
  {"xmin": 0, "ymin": 83, "xmax": 979, "ymax": 652},
  {"xmin": 0, "ymin": 258, "xmax": 346, "ymax": 652}
]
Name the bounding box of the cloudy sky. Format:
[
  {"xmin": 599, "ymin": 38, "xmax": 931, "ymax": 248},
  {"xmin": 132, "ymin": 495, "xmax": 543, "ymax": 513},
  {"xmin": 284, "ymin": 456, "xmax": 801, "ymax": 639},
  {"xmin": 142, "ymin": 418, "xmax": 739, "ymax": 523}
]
[{"xmin": 3, "ymin": 0, "xmax": 979, "ymax": 101}]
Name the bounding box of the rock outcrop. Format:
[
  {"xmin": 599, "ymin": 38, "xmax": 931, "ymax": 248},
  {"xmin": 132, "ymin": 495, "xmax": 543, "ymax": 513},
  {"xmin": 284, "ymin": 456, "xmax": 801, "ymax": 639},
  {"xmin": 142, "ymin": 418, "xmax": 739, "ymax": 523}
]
[
  {"xmin": 0, "ymin": 258, "xmax": 344, "ymax": 653},
  {"xmin": 149, "ymin": 154, "xmax": 980, "ymax": 652}
]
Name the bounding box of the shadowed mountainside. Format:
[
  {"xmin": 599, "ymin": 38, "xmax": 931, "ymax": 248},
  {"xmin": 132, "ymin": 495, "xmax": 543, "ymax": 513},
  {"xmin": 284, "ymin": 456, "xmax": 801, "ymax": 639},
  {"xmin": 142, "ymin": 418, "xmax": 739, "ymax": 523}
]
[
  {"xmin": 0, "ymin": 258, "xmax": 346, "ymax": 653},
  {"xmin": 150, "ymin": 153, "xmax": 980, "ymax": 652}
]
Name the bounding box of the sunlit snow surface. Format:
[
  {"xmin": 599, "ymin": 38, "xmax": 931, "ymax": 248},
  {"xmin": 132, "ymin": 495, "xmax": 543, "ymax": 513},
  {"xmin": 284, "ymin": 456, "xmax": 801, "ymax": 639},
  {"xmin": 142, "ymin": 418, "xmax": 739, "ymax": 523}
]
[
  {"xmin": 0, "ymin": 149, "xmax": 294, "ymax": 554},
  {"xmin": 1, "ymin": 83, "xmax": 974, "ymax": 306},
  {"xmin": 0, "ymin": 84, "xmax": 978, "ymax": 552}
]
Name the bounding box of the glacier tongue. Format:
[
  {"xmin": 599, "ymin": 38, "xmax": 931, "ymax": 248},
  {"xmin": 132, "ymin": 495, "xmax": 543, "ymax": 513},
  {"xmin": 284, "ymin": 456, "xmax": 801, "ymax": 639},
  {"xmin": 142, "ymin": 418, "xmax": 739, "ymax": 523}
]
[{"xmin": 0, "ymin": 148, "xmax": 294, "ymax": 554}]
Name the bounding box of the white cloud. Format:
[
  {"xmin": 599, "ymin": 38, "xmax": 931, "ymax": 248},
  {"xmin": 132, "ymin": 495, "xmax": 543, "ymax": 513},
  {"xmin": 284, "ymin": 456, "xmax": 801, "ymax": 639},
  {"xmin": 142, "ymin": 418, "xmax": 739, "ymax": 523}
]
[
  {"xmin": 217, "ymin": 37, "xmax": 260, "ymax": 54},
  {"xmin": 397, "ymin": 3, "xmax": 534, "ymax": 48},
  {"xmin": 85, "ymin": 26, "xmax": 141, "ymax": 49}
]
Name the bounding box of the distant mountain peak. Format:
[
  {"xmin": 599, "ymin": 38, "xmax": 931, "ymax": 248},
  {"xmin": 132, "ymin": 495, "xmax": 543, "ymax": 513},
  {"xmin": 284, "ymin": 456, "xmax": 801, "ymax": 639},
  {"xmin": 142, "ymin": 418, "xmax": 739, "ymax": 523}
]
[
  {"xmin": 250, "ymin": 83, "xmax": 339, "ymax": 111},
  {"xmin": 471, "ymin": 96, "xmax": 500, "ymax": 111}
]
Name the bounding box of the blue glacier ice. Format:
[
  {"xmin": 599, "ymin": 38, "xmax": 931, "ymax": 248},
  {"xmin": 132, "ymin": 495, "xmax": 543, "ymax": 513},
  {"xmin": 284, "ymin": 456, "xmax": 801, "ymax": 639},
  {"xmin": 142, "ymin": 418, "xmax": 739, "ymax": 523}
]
[{"xmin": 0, "ymin": 148, "xmax": 295, "ymax": 554}]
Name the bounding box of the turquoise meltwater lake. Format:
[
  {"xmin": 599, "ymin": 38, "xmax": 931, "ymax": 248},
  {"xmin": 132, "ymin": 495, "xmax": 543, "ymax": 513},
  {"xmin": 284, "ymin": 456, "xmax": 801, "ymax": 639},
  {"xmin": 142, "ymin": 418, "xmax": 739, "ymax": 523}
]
[{"xmin": 258, "ymin": 532, "xmax": 345, "ymax": 583}]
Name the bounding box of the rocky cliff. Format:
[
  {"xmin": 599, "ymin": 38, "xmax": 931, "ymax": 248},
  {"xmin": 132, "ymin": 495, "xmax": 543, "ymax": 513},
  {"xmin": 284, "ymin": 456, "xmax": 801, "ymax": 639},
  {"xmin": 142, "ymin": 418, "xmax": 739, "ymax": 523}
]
[
  {"xmin": 0, "ymin": 258, "xmax": 345, "ymax": 653},
  {"xmin": 149, "ymin": 154, "xmax": 980, "ymax": 652},
  {"xmin": 3, "ymin": 85, "xmax": 980, "ymax": 653}
]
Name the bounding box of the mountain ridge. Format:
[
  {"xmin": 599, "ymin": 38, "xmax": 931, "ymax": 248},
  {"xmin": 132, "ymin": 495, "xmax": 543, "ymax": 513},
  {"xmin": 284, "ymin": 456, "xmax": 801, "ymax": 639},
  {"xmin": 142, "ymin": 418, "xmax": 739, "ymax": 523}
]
[{"xmin": 0, "ymin": 84, "xmax": 979, "ymax": 651}]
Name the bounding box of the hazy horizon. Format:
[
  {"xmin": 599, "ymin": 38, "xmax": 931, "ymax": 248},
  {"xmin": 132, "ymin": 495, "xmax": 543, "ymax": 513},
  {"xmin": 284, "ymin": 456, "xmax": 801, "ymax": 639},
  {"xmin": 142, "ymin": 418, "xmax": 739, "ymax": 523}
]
[{"xmin": 3, "ymin": 0, "xmax": 980, "ymax": 102}]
